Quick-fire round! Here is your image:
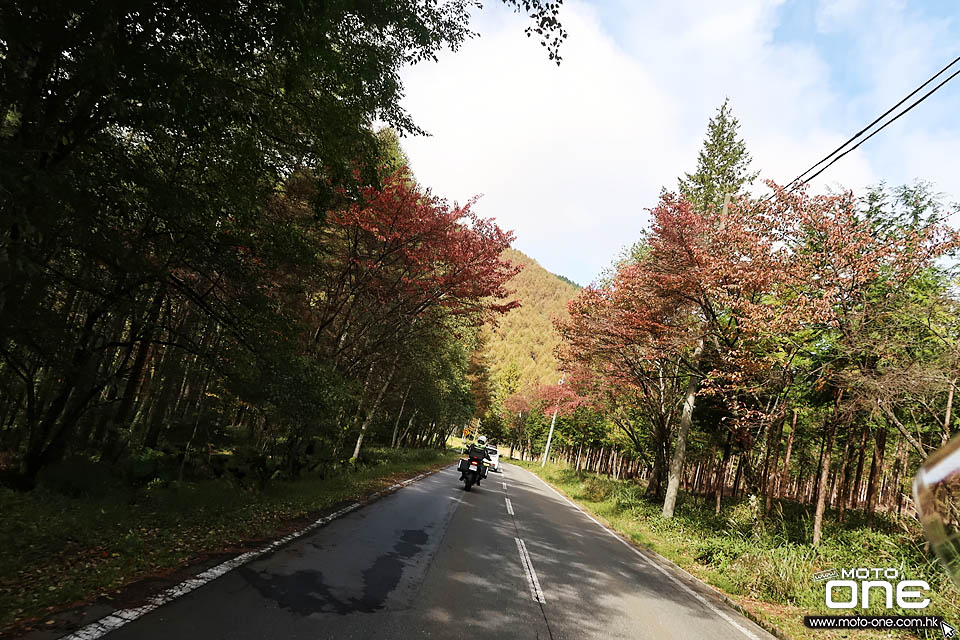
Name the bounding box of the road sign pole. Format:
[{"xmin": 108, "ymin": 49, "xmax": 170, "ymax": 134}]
[{"xmin": 541, "ymin": 374, "xmax": 564, "ymax": 468}]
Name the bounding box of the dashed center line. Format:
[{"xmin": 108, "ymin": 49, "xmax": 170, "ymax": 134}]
[
  {"xmin": 502, "ymin": 481, "xmax": 508, "ymax": 491},
  {"xmin": 505, "ymin": 497, "xmax": 515, "ymax": 515},
  {"xmin": 515, "ymin": 537, "xmax": 545, "ymax": 604}
]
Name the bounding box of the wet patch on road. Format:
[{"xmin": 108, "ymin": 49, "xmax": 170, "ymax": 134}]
[
  {"xmin": 239, "ymin": 529, "xmax": 430, "ymax": 616},
  {"xmin": 357, "ymin": 529, "xmax": 428, "ymax": 611},
  {"xmin": 238, "ymin": 567, "xmax": 353, "ymax": 616}
]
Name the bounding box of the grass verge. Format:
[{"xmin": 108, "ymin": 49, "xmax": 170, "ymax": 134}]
[
  {"xmin": 510, "ymin": 459, "xmax": 960, "ymax": 640},
  {"xmin": 0, "ymin": 446, "xmax": 457, "ymax": 634}
]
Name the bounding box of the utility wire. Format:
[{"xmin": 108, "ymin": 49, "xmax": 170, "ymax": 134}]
[
  {"xmin": 801, "ymin": 64, "xmax": 960, "ymax": 186},
  {"xmin": 766, "ymin": 54, "xmax": 960, "ymax": 199}
]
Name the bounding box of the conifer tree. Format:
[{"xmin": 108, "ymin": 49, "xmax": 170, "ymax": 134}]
[
  {"xmin": 677, "ymin": 98, "xmax": 758, "ymax": 213},
  {"xmin": 660, "ymin": 99, "xmax": 757, "ymax": 517}
]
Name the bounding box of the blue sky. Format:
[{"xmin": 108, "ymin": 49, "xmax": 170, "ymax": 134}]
[
  {"xmin": 400, "ymin": 0, "xmax": 960, "ymax": 286},
  {"xmin": 770, "ymin": 1, "xmax": 960, "ymax": 143}
]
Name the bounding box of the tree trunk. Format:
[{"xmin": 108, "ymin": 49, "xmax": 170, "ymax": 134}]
[
  {"xmin": 944, "ymin": 377, "xmax": 956, "ymax": 446},
  {"xmin": 398, "ymin": 410, "xmax": 417, "ymax": 448},
  {"xmin": 865, "ymin": 427, "xmax": 887, "ymax": 516},
  {"xmin": 778, "ymin": 411, "xmax": 796, "ymax": 499},
  {"xmin": 142, "ymin": 348, "xmax": 185, "ymax": 450},
  {"xmin": 646, "ymin": 445, "xmax": 665, "ymax": 497},
  {"xmin": 714, "ymin": 432, "xmax": 732, "ymax": 515},
  {"xmin": 390, "ymin": 384, "xmax": 411, "ymax": 448},
  {"xmin": 813, "ymin": 390, "xmax": 843, "ymax": 546},
  {"xmin": 103, "ymin": 294, "xmax": 163, "ymax": 461},
  {"xmin": 352, "ymin": 362, "xmax": 376, "ymax": 427},
  {"xmin": 836, "ymin": 426, "xmax": 853, "ymax": 520},
  {"xmin": 851, "ymin": 423, "xmax": 869, "ymax": 508},
  {"xmin": 892, "ymin": 434, "xmax": 906, "ymax": 515},
  {"xmin": 177, "ymin": 353, "xmax": 218, "ymax": 480},
  {"xmin": 351, "ymin": 354, "xmax": 399, "ymax": 461},
  {"xmin": 813, "ymin": 426, "xmax": 827, "ymax": 506},
  {"xmin": 732, "ymin": 455, "xmax": 744, "ymax": 499},
  {"xmin": 878, "ymin": 402, "xmax": 927, "ymax": 458},
  {"xmin": 662, "ymin": 339, "xmax": 703, "ymax": 517},
  {"xmin": 765, "ymin": 416, "xmax": 784, "ymax": 514}
]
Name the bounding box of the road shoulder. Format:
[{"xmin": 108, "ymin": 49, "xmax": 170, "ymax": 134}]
[
  {"xmin": 7, "ymin": 459, "xmax": 454, "ymax": 640},
  {"xmin": 508, "ymin": 462, "xmax": 785, "ymax": 640}
]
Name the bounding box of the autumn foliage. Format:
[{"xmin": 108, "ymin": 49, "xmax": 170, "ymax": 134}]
[
  {"xmin": 556, "ymin": 182, "xmax": 960, "ymax": 528},
  {"xmin": 2, "ymin": 162, "xmax": 522, "ymax": 480}
]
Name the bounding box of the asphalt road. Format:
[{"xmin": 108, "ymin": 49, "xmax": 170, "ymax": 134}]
[{"xmin": 72, "ymin": 463, "xmax": 775, "ymax": 640}]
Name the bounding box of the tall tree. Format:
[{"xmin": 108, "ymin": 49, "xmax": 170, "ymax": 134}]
[
  {"xmin": 677, "ymin": 98, "xmax": 758, "ymax": 213},
  {"xmin": 0, "ymin": 0, "xmax": 565, "ymax": 479}
]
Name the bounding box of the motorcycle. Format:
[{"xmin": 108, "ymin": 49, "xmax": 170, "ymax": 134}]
[{"xmin": 457, "ymin": 452, "xmax": 489, "ymax": 491}]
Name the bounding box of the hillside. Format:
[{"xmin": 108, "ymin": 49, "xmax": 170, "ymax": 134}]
[{"xmin": 480, "ymin": 248, "xmax": 581, "ymax": 395}]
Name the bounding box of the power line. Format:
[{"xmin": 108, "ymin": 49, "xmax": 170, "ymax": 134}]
[
  {"xmin": 801, "ymin": 64, "xmax": 960, "ymax": 186},
  {"xmin": 769, "ymin": 54, "xmax": 960, "ymax": 198},
  {"xmin": 785, "ymin": 54, "xmax": 960, "ymax": 187}
]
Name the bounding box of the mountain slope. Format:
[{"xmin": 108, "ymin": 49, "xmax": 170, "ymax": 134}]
[{"xmin": 481, "ymin": 248, "xmax": 580, "ymax": 395}]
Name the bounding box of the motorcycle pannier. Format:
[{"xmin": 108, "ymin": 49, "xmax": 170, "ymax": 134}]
[{"xmin": 457, "ymin": 458, "xmax": 472, "ymax": 473}]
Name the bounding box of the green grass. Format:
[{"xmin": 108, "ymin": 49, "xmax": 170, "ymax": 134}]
[
  {"xmin": 0, "ymin": 446, "xmax": 458, "ymax": 632},
  {"xmin": 512, "ymin": 460, "xmax": 960, "ymax": 640}
]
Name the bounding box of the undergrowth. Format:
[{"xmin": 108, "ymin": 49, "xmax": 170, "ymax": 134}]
[{"xmin": 0, "ymin": 446, "xmax": 457, "ymax": 632}]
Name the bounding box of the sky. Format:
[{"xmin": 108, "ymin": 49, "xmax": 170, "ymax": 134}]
[{"xmin": 398, "ymin": 0, "xmax": 960, "ymax": 286}]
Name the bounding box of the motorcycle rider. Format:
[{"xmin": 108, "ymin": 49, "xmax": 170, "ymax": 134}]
[{"xmin": 460, "ymin": 435, "xmax": 492, "ymax": 484}]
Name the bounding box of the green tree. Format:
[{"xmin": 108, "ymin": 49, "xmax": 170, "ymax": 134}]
[
  {"xmin": 375, "ymin": 128, "xmax": 413, "ymax": 177},
  {"xmin": 479, "ymin": 248, "xmax": 578, "ymax": 393},
  {"xmin": 677, "ymin": 98, "xmax": 758, "ymax": 213},
  {"xmin": 0, "ymin": 1, "xmax": 566, "ymax": 480}
]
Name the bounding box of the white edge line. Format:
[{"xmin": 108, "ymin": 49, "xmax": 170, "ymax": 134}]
[
  {"xmin": 523, "ymin": 468, "xmax": 764, "ymax": 640},
  {"xmin": 57, "ymin": 470, "xmax": 437, "ymax": 640},
  {"xmin": 514, "ymin": 537, "xmax": 545, "ymax": 604},
  {"xmin": 505, "ymin": 497, "xmax": 515, "ymax": 516}
]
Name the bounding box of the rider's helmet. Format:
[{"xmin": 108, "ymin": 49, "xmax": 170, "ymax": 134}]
[{"xmin": 477, "ymin": 435, "xmax": 487, "ymax": 446}]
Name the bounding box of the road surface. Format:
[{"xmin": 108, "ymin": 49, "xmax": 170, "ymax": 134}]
[{"xmin": 62, "ymin": 463, "xmax": 775, "ymax": 640}]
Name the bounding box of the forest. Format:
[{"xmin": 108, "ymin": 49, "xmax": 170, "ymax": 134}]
[
  {"xmin": 505, "ymin": 100, "xmax": 960, "ymax": 547},
  {"xmin": 477, "ymin": 249, "xmax": 578, "ymax": 391},
  {"xmin": 0, "ymin": 1, "xmax": 572, "ymax": 488}
]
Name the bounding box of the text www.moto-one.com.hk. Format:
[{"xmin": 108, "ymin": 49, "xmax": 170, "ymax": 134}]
[{"xmin": 804, "ymin": 615, "xmax": 944, "ymax": 630}]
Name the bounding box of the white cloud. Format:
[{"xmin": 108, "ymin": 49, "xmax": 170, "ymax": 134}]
[
  {"xmin": 815, "ymin": 0, "xmax": 867, "ymax": 32},
  {"xmin": 400, "ymin": 3, "xmax": 678, "ymax": 285},
  {"xmin": 398, "ymin": 0, "xmax": 960, "ymax": 285}
]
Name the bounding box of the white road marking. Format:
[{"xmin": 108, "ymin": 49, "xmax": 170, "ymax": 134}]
[
  {"xmin": 502, "ymin": 482, "xmax": 508, "ymax": 491},
  {"xmin": 505, "ymin": 497, "xmax": 515, "ymax": 516},
  {"xmin": 515, "ymin": 537, "xmax": 545, "ymax": 604},
  {"xmin": 58, "ymin": 470, "xmax": 438, "ymax": 640},
  {"xmin": 524, "ymin": 469, "xmax": 765, "ymax": 640}
]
